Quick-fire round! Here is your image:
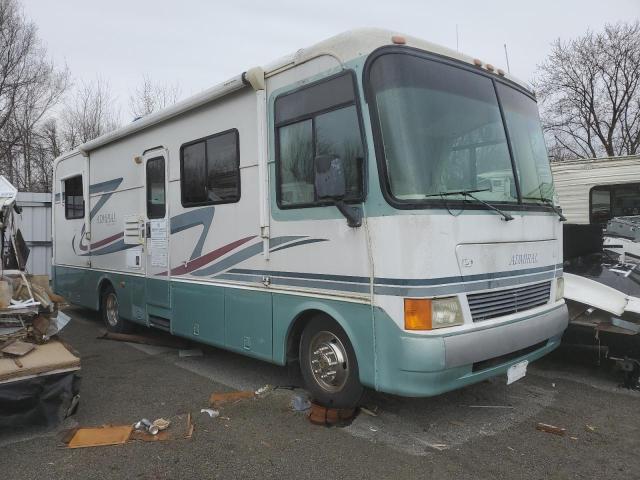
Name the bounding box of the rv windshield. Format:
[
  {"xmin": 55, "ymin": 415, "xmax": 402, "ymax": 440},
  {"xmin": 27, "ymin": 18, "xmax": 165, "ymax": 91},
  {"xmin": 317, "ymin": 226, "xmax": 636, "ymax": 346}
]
[{"xmin": 367, "ymin": 52, "xmax": 554, "ymax": 206}]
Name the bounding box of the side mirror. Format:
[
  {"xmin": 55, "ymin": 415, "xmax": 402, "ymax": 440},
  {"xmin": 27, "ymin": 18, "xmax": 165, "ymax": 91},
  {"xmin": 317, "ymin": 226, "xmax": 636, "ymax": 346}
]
[
  {"xmin": 314, "ymin": 154, "xmax": 346, "ymax": 200},
  {"xmin": 313, "ymin": 154, "xmax": 362, "ymax": 228}
]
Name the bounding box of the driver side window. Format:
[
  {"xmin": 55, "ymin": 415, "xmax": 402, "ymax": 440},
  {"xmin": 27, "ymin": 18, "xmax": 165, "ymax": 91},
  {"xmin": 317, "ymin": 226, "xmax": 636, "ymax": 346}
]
[{"xmin": 275, "ymin": 72, "xmax": 365, "ymax": 208}]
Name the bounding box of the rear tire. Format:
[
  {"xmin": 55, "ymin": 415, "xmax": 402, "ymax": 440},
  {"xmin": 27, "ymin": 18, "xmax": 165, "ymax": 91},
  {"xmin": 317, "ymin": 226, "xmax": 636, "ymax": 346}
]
[
  {"xmin": 101, "ymin": 284, "xmax": 131, "ymax": 333},
  {"xmin": 299, "ymin": 315, "xmax": 363, "ymax": 408}
]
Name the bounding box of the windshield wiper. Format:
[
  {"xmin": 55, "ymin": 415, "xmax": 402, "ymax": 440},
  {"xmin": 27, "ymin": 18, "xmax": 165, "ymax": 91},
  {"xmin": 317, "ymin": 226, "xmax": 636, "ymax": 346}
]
[
  {"xmin": 521, "ymin": 196, "xmax": 566, "ymax": 222},
  {"xmin": 425, "ymin": 188, "xmax": 514, "ymax": 221}
]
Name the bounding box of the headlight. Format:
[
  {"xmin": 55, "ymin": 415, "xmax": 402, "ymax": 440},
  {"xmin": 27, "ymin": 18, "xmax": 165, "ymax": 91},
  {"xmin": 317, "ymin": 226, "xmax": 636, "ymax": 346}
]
[
  {"xmin": 404, "ymin": 297, "xmax": 464, "ymax": 330},
  {"xmin": 555, "ymin": 277, "xmax": 564, "ymax": 301}
]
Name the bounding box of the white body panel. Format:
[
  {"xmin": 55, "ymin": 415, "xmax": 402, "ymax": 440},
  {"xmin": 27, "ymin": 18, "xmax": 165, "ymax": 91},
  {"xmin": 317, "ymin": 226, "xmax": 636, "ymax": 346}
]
[{"xmin": 551, "ymin": 155, "xmax": 640, "ymax": 224}]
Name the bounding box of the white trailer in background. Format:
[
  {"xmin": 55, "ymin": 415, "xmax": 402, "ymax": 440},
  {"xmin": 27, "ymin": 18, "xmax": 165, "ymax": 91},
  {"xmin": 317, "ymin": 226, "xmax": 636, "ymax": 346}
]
[
  {"xmin": 551, "ymin": 155, "xmax": 640, "ymax": 225},
  {"xmin": 52, "ymin": 28, "xmax": 567, "ymax": 407}
]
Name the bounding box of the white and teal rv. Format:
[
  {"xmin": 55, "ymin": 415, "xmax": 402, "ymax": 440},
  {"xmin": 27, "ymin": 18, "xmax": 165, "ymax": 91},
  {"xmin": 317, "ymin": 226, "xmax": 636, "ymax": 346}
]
[{"xmin": 52, "ymin": 29, "xmax": 568, "ymax": 407}]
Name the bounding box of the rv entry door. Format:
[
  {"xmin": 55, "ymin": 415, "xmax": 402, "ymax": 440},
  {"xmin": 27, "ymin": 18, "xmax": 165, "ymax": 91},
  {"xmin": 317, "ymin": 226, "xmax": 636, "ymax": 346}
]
[{"xmin": 144, "ymin": 150, "xmax": 171, "ymax": 319}]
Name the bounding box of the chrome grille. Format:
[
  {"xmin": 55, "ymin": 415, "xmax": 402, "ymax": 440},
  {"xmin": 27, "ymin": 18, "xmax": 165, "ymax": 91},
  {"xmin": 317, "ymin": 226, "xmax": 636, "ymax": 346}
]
[{"xmin": 467, "ymin": 281, "xmax": 551, "ymax": 322}]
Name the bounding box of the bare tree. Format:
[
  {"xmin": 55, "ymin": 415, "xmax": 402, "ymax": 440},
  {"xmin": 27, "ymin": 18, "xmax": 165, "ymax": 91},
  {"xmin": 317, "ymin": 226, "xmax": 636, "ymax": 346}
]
[
  {"xmin": 0, "ymin": 0, "xmax": 69, "ymax": 191},
  {"xmin": 61, "ymin": 78, "xmax": 120, "ymax": 149},
  {"xmin": 129, "ymin": 74, "xmax": 181, "ymax": 119},
  {"xmin": 534, "ymin": 21, "xmax": 640, "ymax": 161}
]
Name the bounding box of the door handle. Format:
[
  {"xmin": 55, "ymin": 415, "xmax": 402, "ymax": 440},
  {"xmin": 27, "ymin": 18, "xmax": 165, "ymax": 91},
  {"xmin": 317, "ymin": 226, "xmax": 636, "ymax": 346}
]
[{"xmin": 146, "ymin": 222, "xmax": 151, "ymax": 238}]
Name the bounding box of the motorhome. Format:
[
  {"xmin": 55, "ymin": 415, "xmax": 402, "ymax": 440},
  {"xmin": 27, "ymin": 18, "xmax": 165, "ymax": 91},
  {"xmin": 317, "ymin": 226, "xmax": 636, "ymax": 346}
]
[
  {"xmin": 52, "ymin": 29, "xmax": 567, "ymax": 407},
  {"xmin": 551, "ymin": 155, "xmax": 640, "ymax": 225}
]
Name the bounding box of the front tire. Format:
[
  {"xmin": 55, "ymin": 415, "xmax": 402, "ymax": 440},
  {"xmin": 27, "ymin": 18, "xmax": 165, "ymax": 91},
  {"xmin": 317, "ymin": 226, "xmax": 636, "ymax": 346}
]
[
  {"xmin": 299, "ymin": 315, "xmax": 363, "ymax": 408},
  {"xmin": 101, "ymin": 285, "xmax": 130, "ymax": 333}
]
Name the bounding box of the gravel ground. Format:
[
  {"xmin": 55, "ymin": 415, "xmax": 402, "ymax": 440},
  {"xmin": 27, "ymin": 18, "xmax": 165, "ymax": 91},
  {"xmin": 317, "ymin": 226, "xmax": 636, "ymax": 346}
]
[{"xmin": 1, "ymin": 306, "xmax": 638, "ymax": 479}]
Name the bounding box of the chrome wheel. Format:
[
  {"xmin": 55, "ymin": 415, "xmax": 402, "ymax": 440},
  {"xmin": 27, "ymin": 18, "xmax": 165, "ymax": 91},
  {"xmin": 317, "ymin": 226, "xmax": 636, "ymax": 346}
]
[
  {"xmin": 308, "ymin": 331, "xmax": 349, "ymax": 393},
  {"xmin": 105, "ymin": 292, "xmax": 119, "ymax": 327}
]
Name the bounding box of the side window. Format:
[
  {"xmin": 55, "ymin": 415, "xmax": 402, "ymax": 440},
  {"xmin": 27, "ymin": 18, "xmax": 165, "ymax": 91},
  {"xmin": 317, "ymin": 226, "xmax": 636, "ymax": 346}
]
[
  {"xmin": 146, "ymin": 157, "xmax": 166, "ymax": 219},
  {"xmin": 64, "ymin": 175, "xmax": 84, "ymax": 220},
  {"xmin": 590, "ymin": 182, "xmax": 640, "ymax": 224},
  {"xmin": 275, "ymin": 72, "xmax": 365, "ymax": 208},
  {"xmin": 590, "ymin": 187, "xmax": 611, "ymax": 225},
  {"xmin": 180, "ymin": 129, "xmax": 240, "ymax": 206}
]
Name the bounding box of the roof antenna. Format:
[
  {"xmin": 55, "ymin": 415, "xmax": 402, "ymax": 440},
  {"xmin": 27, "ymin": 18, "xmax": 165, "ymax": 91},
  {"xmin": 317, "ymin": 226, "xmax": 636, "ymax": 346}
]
[
  {"xmin": 504, "ymin": 43, "xmax": 511, "ymax": 74},
  {"xmin": 456, "ymin": 24, "xmax": 459, "ymax": 51}
]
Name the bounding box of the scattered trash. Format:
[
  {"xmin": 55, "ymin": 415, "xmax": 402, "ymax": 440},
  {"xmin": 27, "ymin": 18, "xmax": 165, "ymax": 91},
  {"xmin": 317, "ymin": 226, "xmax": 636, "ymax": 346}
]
[
  {"xmin": 200, "ymin": 408, "xmax": 220, "ymax": 418},
  {"xmin": 291, "ymin": 393, "xmax": 311, "ymax": 412},
  {"xmin": 585, "ymin": 424, "xmax": 597, "ymax": 432},
  {"xmin": 307, "ymin": 402, "xmax": 356, "ymax": 426},
  {"xmin": 255, "ymin": 384, "xmax": 272, "ymax": 396},
  {"xmin": 133, "ymin": 418, "xmax": 159, "ymax": 435},
  {"xmin": 359, "ymin": 406, "xmax": 379, "ymax": 417},
  {"xmin": 536, "ymin": 422, "xmax": 566, "ymax": 436},
  {"xmin": 210, "ymin": 390, "xmax": 255, "ymax": 406},
  {"xmin": 427, "ymin": 443, "xmax": 449, "ymax": 451},
  {"xmin": 449, "ymin": 420, "xmax": 465, "ymax": 427},
  {"xmin": 185, "ymin": 413, "xmax": 194, "ymax": 439},
  {"xmin": 67, "ymin": 425, "xmax": 134, "ymax": 449},
  {"xmin": 369, "ymin": 426, "xmax": 378, "ymax": 432},
  {"xmin": 179, "ymin": 348, "xmax": 203, "ymax": 358},
  {"xmin": 570, "ymin": 436, "xmax": 578, "ymax": 440},
  {"xmin": 67, "ymin": 414, "xmax": 191, "ymax": 447},
  {"xmin": 153, "ymin": 418, "xmax": 171, "ymax": 431},
  {"xmin": 551, "ymin": 383, "xmax": 556, "ymax": 388}
]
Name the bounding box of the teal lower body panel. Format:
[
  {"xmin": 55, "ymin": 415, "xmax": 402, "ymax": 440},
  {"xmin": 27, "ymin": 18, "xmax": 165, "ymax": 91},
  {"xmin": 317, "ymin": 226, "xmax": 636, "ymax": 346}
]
[
  {"xmin": 372, "ymin": 304, "xmax": 568, "ymax": 397},
  {"xmin": 53, "ymin": 265, "xmax": 146, "ymax": 324},
  {"xmin": 53, "ymin": 265, "xmax": 567, "ymax": 399}
]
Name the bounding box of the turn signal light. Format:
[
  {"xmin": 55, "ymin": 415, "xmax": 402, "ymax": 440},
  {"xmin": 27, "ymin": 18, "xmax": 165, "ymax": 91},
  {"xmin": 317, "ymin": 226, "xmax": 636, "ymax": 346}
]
[{"xmin": 404, "ymin": 299, "xmax": 432, "ymax": 330}]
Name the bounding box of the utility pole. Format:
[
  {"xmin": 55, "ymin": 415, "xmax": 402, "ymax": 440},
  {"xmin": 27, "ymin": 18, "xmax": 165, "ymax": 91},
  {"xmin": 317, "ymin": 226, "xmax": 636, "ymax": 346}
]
[{"xmin": 456, "ymin": 24, "xmax": 459, "ymax": 51}]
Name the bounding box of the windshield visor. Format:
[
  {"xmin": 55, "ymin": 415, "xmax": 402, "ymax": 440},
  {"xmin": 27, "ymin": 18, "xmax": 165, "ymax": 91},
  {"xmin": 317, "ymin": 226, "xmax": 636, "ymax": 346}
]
[{"xmin": 367, "ymin": 52, "xmax": 554, "ymax": 206}]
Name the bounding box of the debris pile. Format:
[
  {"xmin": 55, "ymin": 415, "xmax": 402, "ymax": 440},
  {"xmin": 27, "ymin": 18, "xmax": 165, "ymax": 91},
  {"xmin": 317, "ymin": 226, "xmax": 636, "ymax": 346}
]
[{"xmin": 0, "ymin": 175, "xmax": 79, "ymax": 428}]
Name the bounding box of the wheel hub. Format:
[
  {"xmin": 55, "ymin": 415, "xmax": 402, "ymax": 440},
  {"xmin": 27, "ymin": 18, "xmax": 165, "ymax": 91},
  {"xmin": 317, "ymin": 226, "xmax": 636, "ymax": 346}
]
[
  {"xmin": 105, "ymin": 293, "xmax": 119, "ymax": 327},
  {"xmin": 309, "ymin": 331, "xmax": 349, "ymax": 393}
]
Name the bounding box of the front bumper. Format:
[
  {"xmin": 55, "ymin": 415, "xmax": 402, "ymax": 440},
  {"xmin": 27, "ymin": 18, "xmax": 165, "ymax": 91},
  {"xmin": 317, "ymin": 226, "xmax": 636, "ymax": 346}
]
[{"xmin": 372, "ymin": 304, "xmax": 568, "ymax": 397}]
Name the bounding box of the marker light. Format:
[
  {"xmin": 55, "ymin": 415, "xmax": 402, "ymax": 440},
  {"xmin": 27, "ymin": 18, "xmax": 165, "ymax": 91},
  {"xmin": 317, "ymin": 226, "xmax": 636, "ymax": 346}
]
[
  {"xmin": 555, "ymin": 277, "xmax": 565, "ymax": 301},
  {"xmin": 391, "ymin": 35, "xmax": 406, "ymax": 45},
  {"xmin": 485, "ymin": 63, "xmax": 495, "ymax": 72},
  {"xmin": 473, "ymin": 58, "xmax": 483, "ymax": 67},
  {"xmin": 404, "ymin": 297, "xmax": 464, "ymax": 330},
  {"xmin": 404, "ymin": 298, "xmax": 431, "ymax": 330}
]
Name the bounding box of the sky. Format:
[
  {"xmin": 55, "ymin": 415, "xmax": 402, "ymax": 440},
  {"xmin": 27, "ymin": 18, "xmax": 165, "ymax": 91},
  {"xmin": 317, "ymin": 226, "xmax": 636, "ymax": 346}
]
[{"xmin": 20, "ymin": 0, "xmax": 640, "ymax": 121}]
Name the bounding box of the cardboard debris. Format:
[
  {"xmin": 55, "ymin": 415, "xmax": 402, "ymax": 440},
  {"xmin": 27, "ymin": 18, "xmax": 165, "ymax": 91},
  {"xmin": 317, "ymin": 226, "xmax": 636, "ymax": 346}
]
[
  {"xmin": 0, "ymin": 340, "xmax": 80, "ymax": 382},
  {"xmin": 210, "ymin": 390, "xmax": 255, "ymax": 406},
  {"xmin": 67, "ymin": 425, "xmax": 133, "ymax": 448},
  {"xmin": 536, "ymin": 422, "xmax": 566, "ymax": 436},
  {"xmin": 1, "ymin": 339, "xmax": 35, "ymax": 356},
  {"xmin": 0, "ymin": 281, "xmax": 12, "ymax": 309}
]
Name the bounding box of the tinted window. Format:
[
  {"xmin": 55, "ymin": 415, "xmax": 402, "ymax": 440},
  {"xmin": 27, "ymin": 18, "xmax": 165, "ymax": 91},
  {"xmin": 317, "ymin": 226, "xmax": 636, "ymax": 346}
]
[
  {"xmin": 180, "ymin": 129, "xmax": 240, "ymax": 206},
  {"xmin": 368, "ymin": 53, "xmax": 516, "ymax": 204},
  {"xmin": 146, "ymin": 157, "xmax": 166, "ymax": 219},
  {"xmin": 590, "ymin": 183, "xmax": 640, "ymax": 224},
  {"xmin": 64, "ymin": 175, "xmax": 84, "ymax": 220},
  {"xmin": 275, "ymin": 72, "xmax": 365, "ymax": 208}
]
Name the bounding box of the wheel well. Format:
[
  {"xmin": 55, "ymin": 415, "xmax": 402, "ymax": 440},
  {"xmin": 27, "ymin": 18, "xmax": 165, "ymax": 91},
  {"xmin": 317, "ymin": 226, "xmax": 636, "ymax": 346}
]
[
  {"xmin": 286, "ymin": 309, "xmax": 342, "ymax": 364},
  {"xmin": 98, "ymin": 278, "xmax": 113, "ymax": 307}
]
